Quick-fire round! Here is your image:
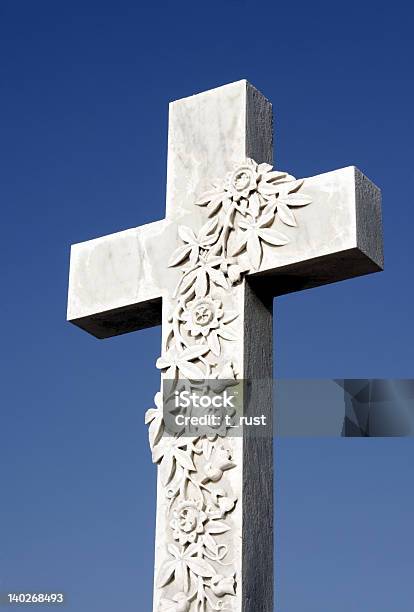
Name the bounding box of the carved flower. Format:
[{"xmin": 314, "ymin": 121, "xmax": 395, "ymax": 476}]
[
  {"xmin": 181, "ymin": 297, "xmax": 223, "ymax": 337},
  {"xmin": 202, "ymin": 443, "xmax": 236, "ymax": 484},
  {"xmin": 170, "ymin": 499, "xmax": 208, "ymax": 545},
  {"xmin": 225, "ymin": 162, "xmax": 259, "ymax": 201},
  {"xmin": 210, "ymin": 573, "xmax": 236, "ymax": 597},
  {"xmin": 179, "ymin": 298, "xmax": 238, "ymax": 356},
  {"xmin": 196, "ymin": 158, "xmax": 304, "ymax": 219}
]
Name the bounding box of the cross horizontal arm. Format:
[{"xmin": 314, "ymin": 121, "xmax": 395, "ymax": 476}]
[
  {"xmin": 67, "ymin": 219, "xmax": 173, "ymax": 338},
  {"xmin": 252, "ymin": 165, "xmax": 383, "ymax": 296},
  {"xmin": 67, "ymin": 167, "xmax": 382, "ymax": 339}
]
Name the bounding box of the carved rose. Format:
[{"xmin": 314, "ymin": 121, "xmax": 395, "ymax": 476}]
[{"xmin": 170, "ymin": 499, "xmax": 208, "ymax": 545}]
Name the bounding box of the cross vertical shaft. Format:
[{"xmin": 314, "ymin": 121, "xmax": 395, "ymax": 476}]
[{"xmin": 153, "ymin": 82, "xmax": 274, "ymax": 611}]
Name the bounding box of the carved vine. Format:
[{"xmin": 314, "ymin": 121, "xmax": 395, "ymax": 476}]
[{"xmin": 145, "ymin": 158, "xmax": 311, "ymax": 611}]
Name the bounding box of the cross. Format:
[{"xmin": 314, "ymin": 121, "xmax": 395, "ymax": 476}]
[{"xmin": 67, "ymin": 80, "xmax": 383, "ymax": 612}]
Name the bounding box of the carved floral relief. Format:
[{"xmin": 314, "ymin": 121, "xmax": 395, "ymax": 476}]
[{"xmin": 146, "ymin": 158, "xmax": 311, "ymax": 611}]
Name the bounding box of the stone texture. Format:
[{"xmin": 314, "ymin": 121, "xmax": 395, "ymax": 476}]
[{"xmin": 67, "ymin": 80, "xmax": 383, "ymax": 611}]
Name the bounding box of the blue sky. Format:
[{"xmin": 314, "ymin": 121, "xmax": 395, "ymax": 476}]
[{"xmin": 1, "ymin": 1, "xmax": 413, "ymax": 610}]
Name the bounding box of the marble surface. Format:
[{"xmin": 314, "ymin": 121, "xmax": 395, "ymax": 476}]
[{"xmin": 67, "ymin": 80, "xmax": 383, "ymax": 611}]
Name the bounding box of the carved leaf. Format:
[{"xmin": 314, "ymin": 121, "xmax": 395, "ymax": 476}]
[
  {"xmin": 208, "ymin": 268, "xmax": 228, "ymax": 290},
  {"xmin": 229, "ymin": 233, "xmax": 247, "ymax": 257},
  {"xmin": 203, "ymin": 532, "xmax": 218, "ymax": 554},
  {"xmin": 257, "ymin": 183, "xmax": 283, "ymax": 197},
  {"xmin": 207, "ymin": 330, "xmax": 221, "ymax": 356},
  {"xmin": 222, "ymin": 311, "xmax": 239, "ymax": 324},
  {"xmin": 177, "ymin": 361, "xmax": 205, "ymax": 380},
  {"xmin": 195, "ymin": 269, "xmax": 208, "ymax": 297},
  {"xmin": 185, "ymin": 557, "xmax": 216, "ymax": 578},
  {"xmin": 168, "ymin": 244, "xmax": 192, "ymax": 267},
  {"xmin": 196, "ymin": 191, "xmax": 224, "ymax": 206},
  {"xmin": 206, "ymin": 520, "xmax": 231, "ymax": 534},
  {"xmin": 279, "ymin": 193, "xmax": 311, "ymax": 207},
  {"xmin": 246, "ymin": 232, "xmax": 262, "ymax": 270},
  {"xmin": 248, "ymin": 192, "xmax": 261, "ymax": 217},
  {"xmin": 205, "ymin": 199, "xmax": 220, "ymax": 216},
  {"xmin": 258, "ymin": 162, "xmax": 273, "ymax": 174},
  {"xmin": 149, "ymin": 417, "xmax": 163, "ymax": 449},
  {"xmin": 181, "ymin": 346, "xmax": 210, "ymax": 361},
  {"xmin": 145, "ymin": 408, "xmax": 158, "ymax": 424},
  {"xmin": 199, "ymin": 217, "xmax": 218, "ymax": 239},
  {"xmin": 160, "ymin": 453, "xmax": 175, "ymax": 485},
  {"xmin": 217, "ymin": 327, "xmax": 237, "ymax": 341},
  {"xmin": 178, "ymin": 225, "xmax": 196, "ymax": 243},
  {"xmin": 174, "ymin": 448, "xmax": 196, "ymax": 471},
  {"xmin": 167, "ymin": 543, "xmax": 180, "ymax": 559},
  {"xmin": 277, "ymin": 202, "xmax": 297, "ymax": 227},
  {"xmin": 258, "ymin": 228, "xmax": 289, "ymax": 246},
  {"xmin": 157, "ymin": 560, "xmax": 177, "ymax": 588},
  {"xmin": 263, "ymin": 170, "xmax": 287, "ymax": 182},
  {"xmin": 178, "ymin": 269, "xmax": 198, "ymax": 295}
]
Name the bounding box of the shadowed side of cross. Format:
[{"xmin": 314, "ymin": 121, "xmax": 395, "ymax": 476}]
[{"xmin": 67, "ymin": 81, "xmax": 383, "ymax": 612}]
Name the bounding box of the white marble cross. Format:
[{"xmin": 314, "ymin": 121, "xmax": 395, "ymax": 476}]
[{"xmin": 67, "ymin": 80, "xmax": 383, "ymax": 612}]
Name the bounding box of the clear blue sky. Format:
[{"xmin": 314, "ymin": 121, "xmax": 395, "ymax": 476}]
[{"xmin": 1, "ymin": 1, "xmax": 413, "ymax": 610}]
